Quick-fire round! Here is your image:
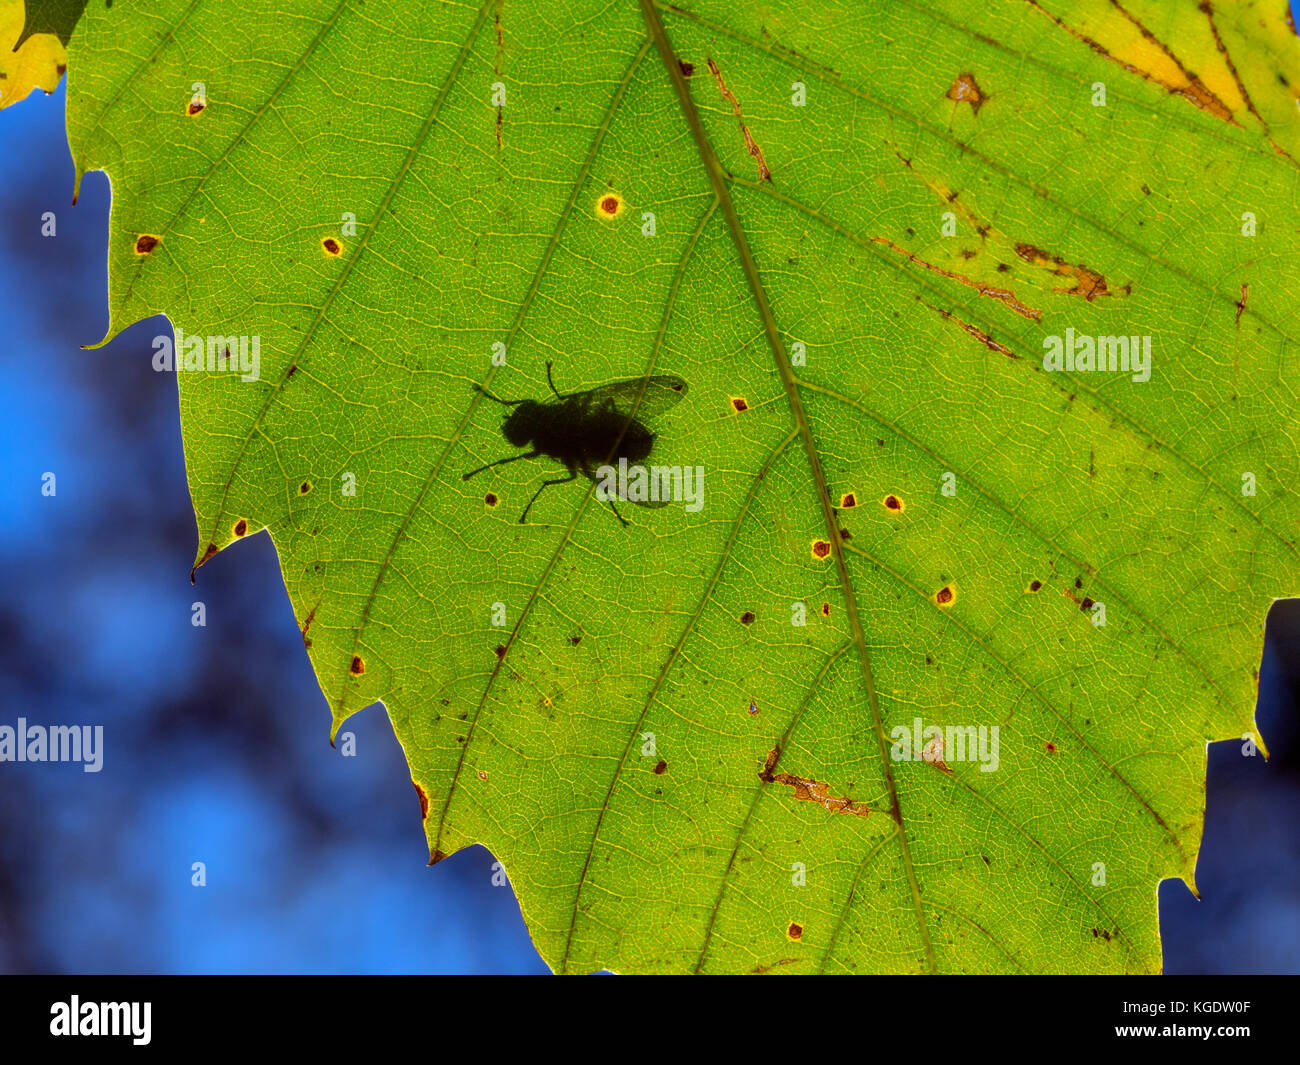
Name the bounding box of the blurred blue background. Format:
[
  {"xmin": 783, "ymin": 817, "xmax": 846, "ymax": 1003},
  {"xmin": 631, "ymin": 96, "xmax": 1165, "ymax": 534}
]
[{"xmin": 2, "ymin": 60, "xmax": 1299, "ymax": 974}]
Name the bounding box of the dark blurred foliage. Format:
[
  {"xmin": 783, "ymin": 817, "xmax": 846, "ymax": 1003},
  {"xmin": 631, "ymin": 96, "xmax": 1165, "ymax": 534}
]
[{"xmin": 0, "ymin": 67, "xmax": 1297, "ymax": 973}]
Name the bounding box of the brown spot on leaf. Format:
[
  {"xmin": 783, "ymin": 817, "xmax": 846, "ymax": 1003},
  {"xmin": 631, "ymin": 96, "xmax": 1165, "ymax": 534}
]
[
  {"xmin": 322, "ymin": 237, "xmax": 342, "ymax": 256},
  {"xmin": 821, "ymin": 602, "xmax": 830, "ymax": 616},
  {"xmin": 568, "ymin": 634, "xmax": 582, "ymax": 646},
  {"xmin": 1014, "ymin": 242, "xmax": 1110, "ymax": 300},
  {"xmin": 190, "ymin": 542, "xmax": 218, "ymax": 583},
  {"xmin": 740, "ymin": 611, "xmax": 756, "ymax": 625},
  {"xmin": 765, "ymin": 770, "xmax": 874, "ymax": 816},
  {"xmin": 484, "ymin": 492, "xmax": 498, "ymax": 506},
  {"xmin": 946, "ymin": 72, "xmax": 987, "ymax": 113},
  {"xmin": 300, "ymin": 604, "xmax": 318, "ymax": 650},
  {"xmin": 1029, "ymin": 580, "xmax": 1042, "ymax": 592},
  {"xmin": 413, "ymin": 780, "xmax": 429, "ymax": 820},
  {"xmin": 935, "ymin": 585, "xmax": 954, "ymax": 606},
  {"xmin": 883, "ymin": 494, "xmax": 903, "ymax": 511},
  {"xmin": 134, "ymin": 234, "xmax": 160, "ymax": 255},
  {"xmin": 707, "ymin": 57, "xmax": 772, "ymax": 181},
  {"xmin": 186, "ymin": 100, "xmax": 204, "ymax": 116},
  {"xmin": 840, "ymin": 492, "xmax": 857, "ymax": 508},
  {"xmin": 1046, "ymin": 741, "xmax": 1058, "ymax": 754},
  {"xmin": 1080, "ymin": 596, "xmax": 1095, "ymax": 612},
  {"xmin": 233, "ymin": 519, "xmax": 248, "ymax": 537},
  {"xmin": 788, "ymin": 922, "xmax": 803, "ymax": 940},
  {"xmin": 429, "ymin": 848, "xmax": 448, "ymax": 866},
  {"xmin": 678, "ymin": 59, "xmax": 694, "ymax": 77},
  {"xmin": 350, "ymin": 655, "xmax": 364, "ymax": 675},
  {"xmin": 811, "ymin": 540, "xmax": 831, "ymax": 559},
  {"xmin": 732, "ymin": 396, "xmax": 748, "ymax": 412},
  {"xmin": 494, "ymin": 644, "xmax": 507, "ymax": 660},
  {"xmin": 598, "ymin": 194, "xmax": 622, "ymax": 218},
  {"xmin": 477, "ymin": 769, "xmax": 487, "ymax": 781},
  {"xmin": 926, "ymin": 302, "xmax": 1018, "ymax": 358},
  {"xmin": 1236, "ymin": 282, "xmax": 1249, "ymax": 326},
  {"xmin": 653, "ymin": 760, "xmax": 667, "ymax": 775},
  {"xmin": 872, "ymin": 237, "xmax": 1041, "ymax": 320}
]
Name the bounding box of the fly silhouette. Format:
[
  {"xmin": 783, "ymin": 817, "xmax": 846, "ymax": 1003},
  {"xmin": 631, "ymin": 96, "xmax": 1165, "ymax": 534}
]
[{"xmin": 462, "ymin": 362, "xmax": 689, "ymax": 526}]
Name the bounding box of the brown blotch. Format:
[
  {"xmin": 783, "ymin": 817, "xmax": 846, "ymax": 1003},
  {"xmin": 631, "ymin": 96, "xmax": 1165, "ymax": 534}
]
[
  {"xmin": 232, "ymin": 519, "xmax": 248, "ymax": 537},
  {"xmin": 1014, "ymin": 242, "xmax": 1110, "ymax": 300},
  {"xmin": 765, "ymin": 770, "xmax": 873, "ymax": 817},
  {"xmin": 350, "ymin": 655, "xmax": 365, "ymax": 675},
  {"xmin": 1080, "ymin": 596, "xmax": 1095, "ymax": 612},
  {"xmin": 840, "ymin": 492, "xmax": 857, "ymax": 508},
  {"xmin": 871, "ymin": 237, "xmax": 1041, "ymax": 320},
  {"xmin": 494, "ymin": 644, "xmax": 507, "ymax": 660},
  {"xmin": 1046, "ymin": 741, "xmax": 1058, "ymax": 754},
  {"xmin": 946, "ymin": 72, "xmax": 987, "ymax": 113},
  {"xmin": 787, "ymin": 922, "xmax": 803, "ymax": 940},
  {"xmin": 599, "ymin": 194, "xmax": 621, "ymax": 217},
  {"xmin": 321, "ymin": 237, "xmax": 342, "ymax": 256},
  {"xmin": 935, "ymin": 585, "xmax": 954, "ymax": 606},
  {"xmin": 484, "ymin": 492, "xmax": 498, "ymax": 506},
  {"xmin": 1029, "ymin": 580, "xmax": 1042, "ymax": 592},
  {"xmin": 707, "ymin": 56, "xmax": 772, "ymax": 181},
  {"xmin": 732, "ymin": 397, "xmax": 749, "ymax": 412},
  {"xmin": 413, "ymin": 781, "xmax": 429, "ymax": 820},
  {"xmin": 926, "ymin": 302, "xmax": 1018, "ymax": 358},
  {"xmin": 740, "ymin": 611, "xmax": 756, "ymax": 625},
  {"xmin": 821, "ymin": 602, "xmax": 830, "ymax": 616},
  {"xmin": 653, "ymin": 760, "xmax": 668, "ymax": 775},
  {"xmin": 568, "ymin": 634, "xmax": 582, "ymax": 646},
  {"xmin": 299, "ymin": 481, "xmax": 311, "ymax": 494},
  {"xmin": 811, "ymin": 540, "xmax": 831, "ymax": 559},
  {"xmin": 883, "ymin": 494, "xmax": 903, "ymax": 511},
  {"xmin": 1074, "ymin": 577, "xmax": 1083, "ymax": 589},
  {"xmin": 429, "ymin": 848, "xmax": 448, "ymax": 866},
  {"xmin": 1235, "ymin": 282, "xmax": 1249, "ymax": 326},
  {"xmin": 186, "ymin": 100, "xmax": 205, "ymax": 116},
  {"xmin": 134, "ymin": 234, "xmax": 161, "ymax": 255},
  {"xmin": 300, "ymin": 604, "xmax": 317, "ymax": 650},
  {"xmin": 678, "ymin": 60, "xmax": 694, "ymax": 77}
]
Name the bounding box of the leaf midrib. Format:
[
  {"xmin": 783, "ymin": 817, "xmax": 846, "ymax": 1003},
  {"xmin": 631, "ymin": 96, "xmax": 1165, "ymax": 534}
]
[{"xmin": 639, "ymin": 0, "xmax": 938, "ymax": 973}]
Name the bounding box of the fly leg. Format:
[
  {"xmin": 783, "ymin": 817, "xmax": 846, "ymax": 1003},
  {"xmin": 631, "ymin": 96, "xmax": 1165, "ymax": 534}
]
[
  {"xmin": 518, "ymin": 464, "xmax": 578, "ymax": 524},
  {"xmin": 583, "ymin": 462, "xmax": 630, "ymax": 528},
  {"xmin": 462, "ymin": 450, "xmax": 540, "ymax": 480}
]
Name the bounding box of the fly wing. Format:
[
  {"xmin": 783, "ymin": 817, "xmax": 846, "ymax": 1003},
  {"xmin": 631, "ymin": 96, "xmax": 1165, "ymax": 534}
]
[{"xmin": 577, "ymin": 374, "xmax": 688, "ymax": 420}]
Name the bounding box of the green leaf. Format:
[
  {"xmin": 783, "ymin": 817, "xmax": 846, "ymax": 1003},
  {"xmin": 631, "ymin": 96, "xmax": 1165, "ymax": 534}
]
[{"xmin": 62, "ymin": 0, "xmax": 1299, "ymax": 973}]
